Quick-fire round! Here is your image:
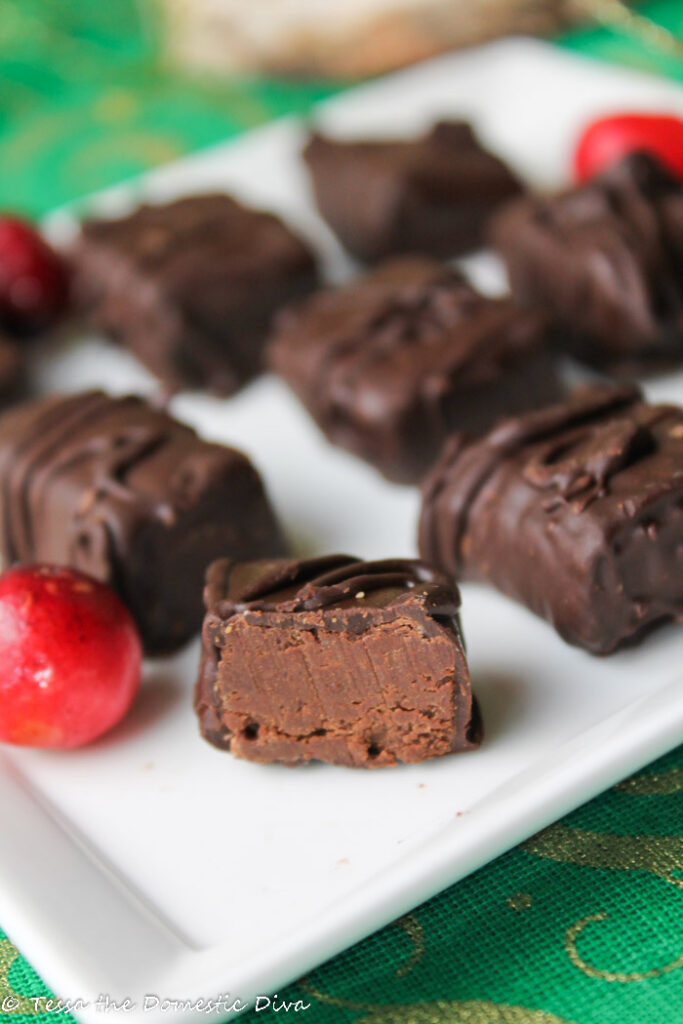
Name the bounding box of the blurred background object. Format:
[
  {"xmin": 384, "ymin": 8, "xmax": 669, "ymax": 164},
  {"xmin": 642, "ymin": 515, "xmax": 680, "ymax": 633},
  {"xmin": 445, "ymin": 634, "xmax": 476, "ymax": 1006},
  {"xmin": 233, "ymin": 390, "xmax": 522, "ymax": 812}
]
[
  {"xmin": 154, "ymin": 0, "xmax": 681, "ymax": 78},
  {"xmin": 155, "ymin": 0, "xmax": 587, "ymax": 79}
]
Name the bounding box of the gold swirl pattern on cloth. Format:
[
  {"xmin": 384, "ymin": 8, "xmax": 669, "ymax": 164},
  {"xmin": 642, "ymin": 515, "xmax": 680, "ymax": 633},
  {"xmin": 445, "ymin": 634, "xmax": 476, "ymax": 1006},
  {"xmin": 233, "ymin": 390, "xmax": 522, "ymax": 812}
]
[
  {"xmin": 523, "ymin": 823, "xmax": 683, "ymax": 887},
  {"xmin": 394, "ymin": 915, "xmax": 425, "ymax": 978},
  {"xmin": 93, "ymin": 90, "xmax": 140, "ymax": 123},
  {"xmin": 576, "ymin": 0, "xmax": 683, "ymax": 61},
  {"xmin": 526, "ymin": 816, "xmax": 683, "ymax": 983},
  {"xmin": 0, "ymin": 113, "xmax": 77, "ymax": 171},
  {"xmin": 0, "ymin": 939, "xmax": 42, "ymax": 1013},
  {"xmin": 299, "ymin": 979, "xmax": 578, "ymax": 1024},
  {"xmin": 615, "ymin": 766, "xmax": 683, "ymax": 796},
  {"xmin": 64, "ymin": 133, "xmax": 184, "ymax": 179},
  {"xmin": 565, "ymin": 912, "xmax": 683, "ymax": 982},
  {"xmin": 355, "ymin": 1005, "xmax": 576, "ymax": 1024}
]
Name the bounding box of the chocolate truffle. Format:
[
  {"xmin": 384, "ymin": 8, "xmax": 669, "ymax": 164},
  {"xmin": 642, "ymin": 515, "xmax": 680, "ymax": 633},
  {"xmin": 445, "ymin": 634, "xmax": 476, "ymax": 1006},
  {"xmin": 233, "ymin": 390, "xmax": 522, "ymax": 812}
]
[
  {"xmin": 0, "ymin": 390, "xmax": 285, "ymax": 653},
  {"xmin": 269, "ymin": 257, "xmax": 562, "ymax": 483},
  {"xmin": 304, "ymin": 121, "xmax": 523, "ymax": 262},
  {"xmin": 419, "ymin": 385, "xmax": 683, "ymax": 655},
  {"xmin": 195, "ymin": 554, "xmax": 482, "ymax": 767},
  {"xmin": 72, "ymin": 194, "xmax": 319, "ymax": 395},
  {"xmin": 491, "ymin": 152, "xmax": 683, "ymax": 375}
]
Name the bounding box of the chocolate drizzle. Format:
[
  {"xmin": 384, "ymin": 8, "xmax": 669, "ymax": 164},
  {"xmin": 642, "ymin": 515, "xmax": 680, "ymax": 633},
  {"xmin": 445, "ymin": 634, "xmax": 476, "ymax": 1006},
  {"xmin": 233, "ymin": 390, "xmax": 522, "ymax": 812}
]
[
  {"xmin": 0, "ymin": 392, "xmax": 175, "ymax": 570},
  {"xmin": 270, "ymin": 256, "xmax": 559, "ymax": 483},
  {"xmin": 211, "ymin": 554, "xmax": 461, "ymax": 620},
  {"xmin": 420, "ymin": 385, "xmax": 641, "ymax": 576},
  {"xmin": 316, "ymin": 269, "xmax": 469, "ymax": 400},
  {"xmin": 314, "ymin": 267, "xmax": 528, "ymax": 400},
  {"xmin": 419, "ymin": 384, "xmax": 683, "ymax": 654},
  {"xmin": 279, "ymin": 259, "xmax": 549, "ymax": 408},
  {"xmin": 492, "ymin": 152, "xmax": 683, "ymax": 374},
  {"xmin": 524, "ymin": 416, "xmax": 660, "ymax": 510}
]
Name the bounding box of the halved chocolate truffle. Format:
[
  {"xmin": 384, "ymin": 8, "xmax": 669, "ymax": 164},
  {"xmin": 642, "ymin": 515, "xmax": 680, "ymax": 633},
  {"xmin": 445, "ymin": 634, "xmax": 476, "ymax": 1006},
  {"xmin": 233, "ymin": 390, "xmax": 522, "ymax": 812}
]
[{"xmin": 195, "ymin": 555, "xmax": 482, "ymax": 767}]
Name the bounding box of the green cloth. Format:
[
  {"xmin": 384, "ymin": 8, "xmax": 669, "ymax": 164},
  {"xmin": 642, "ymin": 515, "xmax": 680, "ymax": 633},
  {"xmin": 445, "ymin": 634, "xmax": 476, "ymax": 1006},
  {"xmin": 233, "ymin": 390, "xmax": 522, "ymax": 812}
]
[
  {"xmin": 0, "ymin": 2, "xmax": 682, "ymax": 1020},
  {"xmin": 0, "ymin": 0, "xmax": 338, "ymax": 217}
]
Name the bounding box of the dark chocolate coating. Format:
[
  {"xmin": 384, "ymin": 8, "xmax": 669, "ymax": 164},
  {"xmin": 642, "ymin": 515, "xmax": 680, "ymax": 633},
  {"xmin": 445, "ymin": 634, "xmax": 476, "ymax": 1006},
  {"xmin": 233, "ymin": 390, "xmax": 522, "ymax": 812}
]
[
  {"xmin": 195, "ymin": 554, "xmax": 482, "ymax": 767},
  {"xmin": 0, "ymin": 391, "xmax": 285, "ymax": 653},
  {"xmin": 269, "ymin": 257, "xmax": 562, "ymax": 483},
  {"xmin": 491, "ymin": 152, "xmax": 683, "ymax": 375},
  {"xmin": 304, "ymin": 121, "xmax": 523, "ymax": 262},
  {"xmin": 0, "ymin": 336, "xmax": 24, "ymax": 408},
  {"xmin": 72, "ymin": 194, "xmax": 319, "ymax": 395},
  {"xmin": 419, "ymin": 385, "xmax": 683, "ymax": 655}
]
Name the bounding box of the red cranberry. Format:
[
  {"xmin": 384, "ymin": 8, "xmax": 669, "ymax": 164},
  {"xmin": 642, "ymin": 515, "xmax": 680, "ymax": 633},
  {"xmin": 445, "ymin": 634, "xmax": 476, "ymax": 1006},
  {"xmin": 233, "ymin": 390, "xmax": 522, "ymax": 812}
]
[
  {"xmin": 0, "ymin": 565, "xmax": 142, "ymax": 749},
  {"xmin": 574, "ymin": 113, "xmax": 683, "ymax": 182},
  {"xmin": 0, "ymin": 217, "xmax": 70, "ymax": 335}
]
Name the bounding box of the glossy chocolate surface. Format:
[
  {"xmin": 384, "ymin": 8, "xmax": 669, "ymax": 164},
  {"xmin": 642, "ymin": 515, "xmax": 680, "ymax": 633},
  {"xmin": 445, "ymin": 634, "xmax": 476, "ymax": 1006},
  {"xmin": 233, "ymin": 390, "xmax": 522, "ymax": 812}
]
[
  {"xmin": 72, "ymin": 194, "xmax": 319, "ymax": 395},
  {"xmin": 419, "ymin": 385, "xmax": 683, "ymax": 654},
  {"xmin": 270, "ymin": 257, "xmax": 561, "ymax": 482},
  {"xmin": 492, "ymin": 152, "xmax": 683, "ymax": 374},
  {"xmin": 0, "ymin": 390, "xmax": 285, "ymax": 653}
]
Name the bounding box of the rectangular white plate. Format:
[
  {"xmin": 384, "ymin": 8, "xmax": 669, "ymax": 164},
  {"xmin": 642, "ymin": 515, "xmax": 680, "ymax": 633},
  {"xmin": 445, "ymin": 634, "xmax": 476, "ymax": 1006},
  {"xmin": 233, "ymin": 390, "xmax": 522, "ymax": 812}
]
[{"xmin": 1, "ymin": 38, "xmax": 683, "ymax": 1023}]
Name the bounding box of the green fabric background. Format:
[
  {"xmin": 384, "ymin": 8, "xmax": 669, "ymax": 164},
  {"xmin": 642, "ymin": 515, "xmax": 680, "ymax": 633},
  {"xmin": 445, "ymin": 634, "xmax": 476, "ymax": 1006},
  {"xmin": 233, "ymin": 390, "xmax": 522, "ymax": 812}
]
[{"xmin": 0, "ymin": 2, "xmax": 681, "ymax": 1021}]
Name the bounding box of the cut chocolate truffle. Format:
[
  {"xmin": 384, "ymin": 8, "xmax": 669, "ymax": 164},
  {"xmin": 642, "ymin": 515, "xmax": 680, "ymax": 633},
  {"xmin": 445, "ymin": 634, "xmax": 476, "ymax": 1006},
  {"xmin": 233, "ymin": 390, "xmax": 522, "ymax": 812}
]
[
  {"xmin": 72, "ymin": 194, "xmax": 319, "ymax": 395},
  {"xmin": 491, "ymin": 152, "xmax": 683, "ymax": 375},
  {"xmin": 269, "ymin": 257, "xmax": 562, "ymax": 483},
  {"xmin": 419, "ymin": 385, "xmax": 683, "ymax": 655},
  {"xmin": 304, "ymin": 122, "xmax": 523, "ymax": 262},
  {"xmin": 195, "ymin": 555, "xmax": 482, "ymax": 767},
  {"xmin": 0, "ymin": 390, "xmax": 285, "ymax": 653}
]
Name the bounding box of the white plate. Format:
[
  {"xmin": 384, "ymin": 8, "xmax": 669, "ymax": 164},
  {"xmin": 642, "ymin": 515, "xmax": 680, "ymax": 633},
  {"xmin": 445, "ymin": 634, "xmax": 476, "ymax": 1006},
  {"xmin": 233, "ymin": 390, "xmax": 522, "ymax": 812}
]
[{"xmin": 2, "ymin": 38, "xmax": 683, "ymax": 1023}]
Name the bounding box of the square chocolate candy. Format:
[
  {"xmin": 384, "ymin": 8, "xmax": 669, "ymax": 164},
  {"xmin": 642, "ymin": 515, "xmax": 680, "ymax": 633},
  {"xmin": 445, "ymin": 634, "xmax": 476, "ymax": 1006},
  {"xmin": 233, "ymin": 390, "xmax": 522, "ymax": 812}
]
[
  {"xmin": 72, "ymin": 194, "xmax": 319, "ymax": 394},
  {"xmin": 304, "ymin": 121, "xmax": 523, "ymax": 262},
  {"xmin": 0, "ymin": 391, "xmax": 285, "ymax": 653},
  {"xmin": 419, "ymin": 385, "xmax": 683, "ymax": 655},
  {"xmin": 269, "ymin": 257, "xmax": 561, "ymax": 483},
  {"xmin": 491, "ymin": 152, "xmax": 683, "ymax": 375}
]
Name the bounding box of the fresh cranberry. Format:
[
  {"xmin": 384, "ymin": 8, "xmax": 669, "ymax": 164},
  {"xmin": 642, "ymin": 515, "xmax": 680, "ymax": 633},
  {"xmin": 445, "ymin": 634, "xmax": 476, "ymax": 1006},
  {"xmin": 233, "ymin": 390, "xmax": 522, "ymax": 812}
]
[
  {"xmin": 0, "ymin": 217, "xmax": 70, "ymax": 335},
  {"xmin": 574, "ymin": 113, "xmax": 683, "ymax": 182},
  {"xmin": 0, "ymin": 565, "xmax": 142, "ymax": 749}
]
